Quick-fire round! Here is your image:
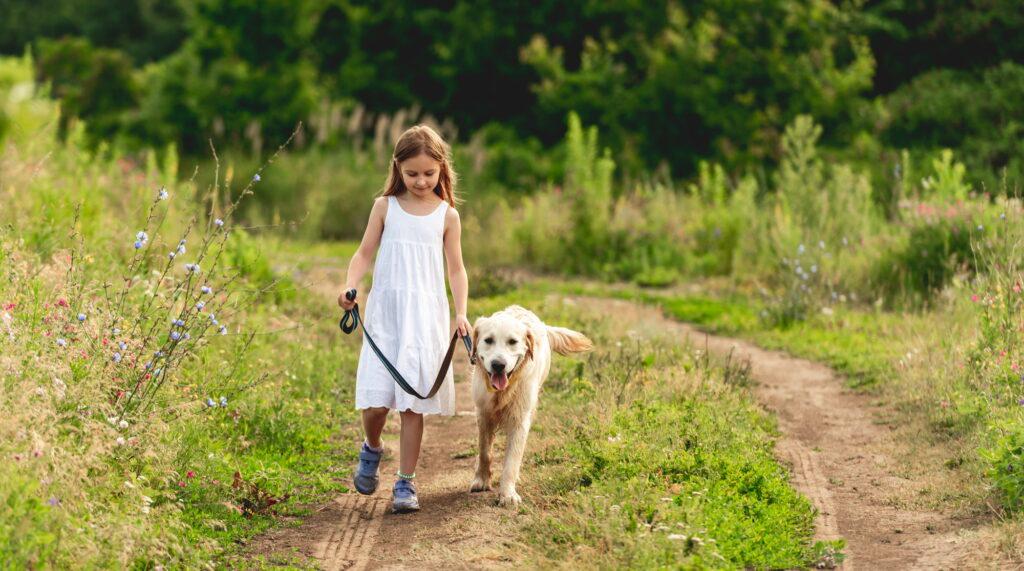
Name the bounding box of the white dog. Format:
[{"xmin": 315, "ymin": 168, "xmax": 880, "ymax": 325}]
[{"xmin": 469, "ymin": 305, "xmax": 593, "ymax": 506}]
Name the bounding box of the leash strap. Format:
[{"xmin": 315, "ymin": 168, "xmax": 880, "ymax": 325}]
[{"xmin": 340, "ymin": 290, "xmax": 473, "ymax": 400}]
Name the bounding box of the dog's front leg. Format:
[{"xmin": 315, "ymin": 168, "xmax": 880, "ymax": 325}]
[
  {"xmin": 497, "ymin": 416, "xmax": 532, "ymax": 506},
  {"xmin": 471, "ymin": 413, "xmax": 496, "ymax": 492}
]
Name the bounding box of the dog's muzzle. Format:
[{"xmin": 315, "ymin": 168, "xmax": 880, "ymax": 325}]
[{"xmin": 487, "ymin": 360, "xmax": 511, "ymax": 391}]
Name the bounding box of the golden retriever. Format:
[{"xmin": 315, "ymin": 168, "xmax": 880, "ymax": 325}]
[{"xmin": 469, "ymin": 305, "xmax": 593, "ymax": 505}]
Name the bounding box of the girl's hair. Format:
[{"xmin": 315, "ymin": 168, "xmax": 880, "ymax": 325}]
[{"xmin": 381, "ymin": 125, "xmax": 459, "ymax": 206}]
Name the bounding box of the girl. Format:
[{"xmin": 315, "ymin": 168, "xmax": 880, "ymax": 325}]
[{"xmin": 337, "ymin": 124, "xmax": 470, "ymax": 514}]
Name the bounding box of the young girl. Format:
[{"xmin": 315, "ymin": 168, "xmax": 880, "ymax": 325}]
[{"xmin": 337, "ymin": 124, "xmax": 470, "ymax": 514}]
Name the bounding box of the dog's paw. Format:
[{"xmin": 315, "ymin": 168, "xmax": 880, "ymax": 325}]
[
  {"xmin": 497, "ymin": 490, "xmax": 521, "ymax": 507},
  {"xmin": 470, "ymin": 475, "xmax": 491, "ymax": 492}
]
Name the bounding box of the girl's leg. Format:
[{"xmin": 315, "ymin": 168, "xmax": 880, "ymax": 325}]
[
  {"xmin": 398, "ymin": 410, "xmax": 424, "ymax": 476},
  {"xmin": 362, "ymin": 407, "xmax": 389, "ymax": 449}
]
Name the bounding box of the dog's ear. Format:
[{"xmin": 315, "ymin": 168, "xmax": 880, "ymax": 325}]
[
  {"xmin": 524, "ymin": 329, "xmax": 535, "ymax": 363},
  {"xmin": 470, "ymin": 317, "xmax": 484, "ymax": 363}
]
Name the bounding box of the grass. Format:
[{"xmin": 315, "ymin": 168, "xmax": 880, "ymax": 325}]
[{"xmin": 468, "ymin": 292, "xmax": 843, "ymax": 569}]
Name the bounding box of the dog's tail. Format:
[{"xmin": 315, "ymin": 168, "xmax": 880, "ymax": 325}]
[{"xmin": 546, "ymin": 327, "xmax": 593, "ymax": 356}]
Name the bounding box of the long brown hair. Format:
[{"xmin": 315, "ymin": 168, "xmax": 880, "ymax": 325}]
[{"xmin": 380, "ymin": 125, "xmax": 459, "ymax": 206}]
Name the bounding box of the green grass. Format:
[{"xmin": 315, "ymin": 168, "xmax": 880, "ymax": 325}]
[{"xmin": 470, "ymin": 292, "xmax": 843, "ymax": 569}]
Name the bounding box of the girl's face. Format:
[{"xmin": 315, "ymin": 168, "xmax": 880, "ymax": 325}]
[{"xmin": 399, "ymin": 153, "xmax": 442, "ymax": 199}]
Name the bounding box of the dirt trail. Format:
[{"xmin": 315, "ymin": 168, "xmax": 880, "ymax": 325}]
[
  {"xmin": 590, "ymin": 298, "xmax": 969, "ymax": 570},
  {"xmin": 245, "ymin": 271, "xmax": 971, "ymax": 569}
]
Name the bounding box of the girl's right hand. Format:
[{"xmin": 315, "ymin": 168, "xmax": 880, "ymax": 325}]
[{"xmin": 338, "ymin": 289, "xmax": 356, "ymax": 309}]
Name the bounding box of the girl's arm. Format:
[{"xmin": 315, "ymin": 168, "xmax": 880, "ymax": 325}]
[
  {"xmin": 443, "ymin": 208, "xmax": 470, "ymax": 336},
  {"xmin": 338, "ymin": 197, "xmax": 387, "ymax": 309}
]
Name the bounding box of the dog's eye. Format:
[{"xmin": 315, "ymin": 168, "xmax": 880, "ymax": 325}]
[
  {"xmin": 508, "ymin": 338, "xmax": 518, "ymax": 345},
  {"xmin": 483, "ymin": 337, "xmax": 494, "ymax": 345}
]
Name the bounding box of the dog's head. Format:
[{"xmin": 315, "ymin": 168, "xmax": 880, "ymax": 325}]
[{"xmin": 472, "ymin": 313, "xmax": 535, "ymax": 391}]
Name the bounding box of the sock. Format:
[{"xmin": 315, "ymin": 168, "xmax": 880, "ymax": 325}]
[{"xmin": 364, "ymin": 440, "xmax": 383, "ymax": 453}]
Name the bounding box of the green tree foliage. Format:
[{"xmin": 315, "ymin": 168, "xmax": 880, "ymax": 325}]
[
  {"xmin": 858, "ymin": 0, "xmax": 1024, "ymax": 94},
  {"xmin": 522, "ymin": 0, "xmax": 875, "ymax": 176},
  {"xmin": 134, "ymin": 0, "xmax": 322, "ymax": 154}
]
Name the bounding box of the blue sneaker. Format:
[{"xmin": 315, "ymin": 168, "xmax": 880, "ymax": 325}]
[
  {"xmin": 353, "ymin": 442, "xmax": 382, "ymax": 495},
  {"xmin": 392, "ymin": 479, "xmax": 420, "ymax": 513}
]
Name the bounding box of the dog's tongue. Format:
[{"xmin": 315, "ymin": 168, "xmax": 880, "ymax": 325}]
[{"xmin": 489, "ymin": 371, "xmax": 509, "ymax": 391}]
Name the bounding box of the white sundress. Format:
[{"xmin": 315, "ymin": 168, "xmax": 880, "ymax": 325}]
[{"xmin": 354, "ymin": 195, "xmax": 455, "ymax": 415}]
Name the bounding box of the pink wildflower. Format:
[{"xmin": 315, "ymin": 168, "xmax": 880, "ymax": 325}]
[
  {"xmin": 971, "ymin": 294, "xmax": 979, "ymax": 302},
  {"xmin": 178, "ymin": 481, "xmax": 186, "ymax": 488},
  {"xmin": 186, "ymin": 471, "xmax": 195, "ymax": 479}
]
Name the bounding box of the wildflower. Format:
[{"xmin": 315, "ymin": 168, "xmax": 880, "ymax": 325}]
[
  {"xmin": 810, "ymin": 265, "xmax": 817, "ymax": 273},
  {"xmin": 797, "ymin": 244, "xmax": 805, "ymax": 254},
  {"xmin": 57, "ymin": 298, "xmax": 68, "ymax": 307},
  {"xmin": 112, "ymin": 328, "xmax": 119, "ymax": 334},
  {"xmin": 253, "ymin": 173, "xmax": 261, "ymax": 182},
  {"xmin": 184, "ymin": 264, "xmax": 193, "ymax": 272},
  {"xmin": 1019, "ymin": 398, "xmax": 1024, "ymax": 406},
  {"xmin": 978, "ymin": 225, "xmax": 984, "ymax": 231},
  {"xmin": 113, "ymin": 353, "xmax": 122, "ymax": 363},
  {"xmin": 116, "ymin": 437, "xmax": 126, "ymax": 446},
  {"xmin": 183, "ymin": 333, "xmax": 191, "ymax": 340},
  {"xmin": 1001, "ymin": 213, "xmax": 1007, "ymax": 220},
  {"xmin": 219, "ymin": 396, "xmax": 228, "ymax": 407},
  {"xmin": 56, "ymin": 338, "xmax": 67, "ymax": 347},
  {"xmin": 201, "ymin": 286, "xmax": 212, "ymax": 295},
  {"xmin": 1014, "ymin": 285, "xmax": 1021, "ymax": 294},
  {"xmin": 206, "ymin": 398, "xmax": 216, "ymax": 407},
  {"xmin": 178, "ymin": 481, "xmax": 186, "ymax": 488},
  {"xmin": 154, "ymin": 351, "xmax": 164, "ymax": 358},
  {"xmin": 171, "ymin": 331, "xmax": 181, "ymax": 340},
  {"xmin": 971, "ymin": 294, "xmax": 979, "ymax": 302},
  {"xmin": 196, "ymin": 301, "xmax": 205, "ymax": 310},
  {"xmin": 210, "ymin": 318, "xmax": 218, "ymax": 326},
  {"xmin": 144, "ymin": 362, "xmax": 151, "ymax": 369},
  {"xmin": 134, "ymin": 241, "xmax": 143, "ymax": 249},
  {"xmin": 118, "ymin": 341, "xmax": 126, "ymax": 350},
  {"xmin": 32, "ymin": 450, "xmax": 42, "ymax": 457},
  {"xmin": 177, "ymin": 244, "xmax": 186, "ymax": 254},
  {"xmin": 46, "ymin": 497, "xmax": 61, "ymax": 507},
  {"xmin": 214, "ymin": 219, "xmax": 224, "ymax": 227},
  {"xmin": 118, "ymin": 420, "xmax": 129, "ymax": 429},
  {"xmin": 13, "ymin": 454, "xmax": 22, "ymax": 461},
  {"xmin": 154, "ymin": 369, "xmax": 162, "ymax": 376},
  {"xmin": 174, "ymin": 319, "xmax": 184, "ymax": 327},
  {"xmin": 77, "ymin": 313, "xmax": 86, "ymax": 322},
  {"xmin": 218, "ymin": 325, "xmax": 227, "ymax": 335},
  {"xmin": 168, "ymin": 252, "xmax": 176, "ymax": 259},
  {"xmin": 186, "ymin": 470, "xmax": 196, "ymax": 479},
  {"xmin": 159, "ymin": 187, "xmax": 168, "ymax": 200},
  {"xmin": 818, "ymin": 241, "xmax": 825, "ymax": 249}
]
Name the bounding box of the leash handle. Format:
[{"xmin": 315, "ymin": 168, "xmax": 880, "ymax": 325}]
[{"xmin": 339, "ymin": 288, "xmax": 358, "ymax": 334}]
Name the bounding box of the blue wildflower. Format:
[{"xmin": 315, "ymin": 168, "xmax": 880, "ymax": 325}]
[
  {"xmin": 118, "ymin": 341, "xmax": 126, "ymax": 350},
  {"xmin": 201, "ymin": 286, "xmax": 212, "ymax": 295},
  {"xmin": 218, "ymin": 325, "xmax": 227, "ymax": 335},
  {"xmin": 206, "ymin": 398, "xmax": 216, "ymax": 407},
  {"xmin": 56, "ymin": 338, "xmax": 67, "ymax": 347},
  {"xmin": 177, "ymin": 244, "xmax": 186, "ymax": 255},
  {"xmin": 168, "ymin": 252, "xmax": 176, "ymax": 259},
  {"xmin": 1018, "ymin": 398, "xmax": 1024, "ymax": 406},
  {"xmin": 154, "ymin": 350, "xmax": 164, "ymax": 358},
  {"xmin": 196, "ymin": 301, "xmax": 205, "ymax": 310},
  {"xmin": 77, "ymin": 313, "xmax": 86, "ymax": 322},
  {"xmin": 113, "ymin": 353, "xmax": 121, "ymax": 362},
  {"xmin": 253, "ymin": 174, "xmax": 261, "ymax": 182},
  {"xmin": 183, "ymin": 333, "xmax": 191, "ymax": 340},
  {"xmin": 219, "ymin": 396, "xmax": 228, "ymax": 407},
  {"xmin": 171, "ymin": 331, "xmax": 181, "ymax": 340},
  {"xmin": 978, "ymin": 225, "xmax": 984, "ymax": 231},
  {"xmin": 1002, "ymin": 213, "xmax": 1007, "ymax": 220},
  {"xmin": 134, "ymin": 241, "xmax": 143, "ymax": 249},
  {"xmin": 154, "ymin": 368, "xmax": 162, "ymax": 375},
  {"xmin": 210, "ymin": 318, "xmax": 218, "ymax": 326},
  {"xmin": 214, "ymin": 219, "xmax": 224, "ymax": 227},
  {"xmin": 810, "ymin": 265, "xmax": 817, "ymax": 273},
  {"xmin": 144, "ymin": 362, "xmax": 151, "ymax": 369},
  {"xmin": 158, "ymin": 187, "xmax": 168, "ymax": 200},
  {"xmin": 136, "ymin": 231, "xmax": 148, "ymax": 243},
  {"xmin": 174, "ymin": 319, "xmax": 184, "ymax": 327},
  {"xmin": 797, "ymin": 244, "xmax": 805, "ymax": 254}
]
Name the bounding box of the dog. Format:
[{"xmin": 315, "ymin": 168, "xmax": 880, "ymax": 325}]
[{"xmin": 468, "ymin": 305, "xmax": 593, "ymax": 506}]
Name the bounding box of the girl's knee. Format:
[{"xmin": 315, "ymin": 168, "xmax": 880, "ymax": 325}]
[{"xmin": 363, "ymin": 406, "xmax": 389, "ymax": 418}]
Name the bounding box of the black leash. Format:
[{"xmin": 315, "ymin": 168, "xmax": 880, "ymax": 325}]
[{"xmin": 339, "ymin": 289, "xmax": 473, "ymax": 400}]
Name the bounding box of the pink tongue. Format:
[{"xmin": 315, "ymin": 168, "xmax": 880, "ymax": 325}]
[{"xmin": 489, "ymin": 371, "xmax": 509, "ymax": 391}]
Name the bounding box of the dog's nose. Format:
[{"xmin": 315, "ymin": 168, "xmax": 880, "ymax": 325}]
[{"xmin": 490, "ymin": 360, "xmax": 505, "ymax": 374}]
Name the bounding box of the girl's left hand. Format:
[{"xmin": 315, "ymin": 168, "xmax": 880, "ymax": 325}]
[{"xmin": 455, "ymin": 314, "xmax": 471, "ymax": 337}]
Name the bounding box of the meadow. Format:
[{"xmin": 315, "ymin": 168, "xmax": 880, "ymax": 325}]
[{"xmin": 4, "ymin": 47, "xmax": 1024, "ymax": 568}]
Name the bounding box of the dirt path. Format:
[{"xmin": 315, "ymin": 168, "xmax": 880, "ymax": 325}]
[
  {"xmin": 589, "ymin": 298, "xmax": 971, "ymax": 570},
  {"xmin": 245, "ymin": 271, "xmax": 972, "ymax": 569}
]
